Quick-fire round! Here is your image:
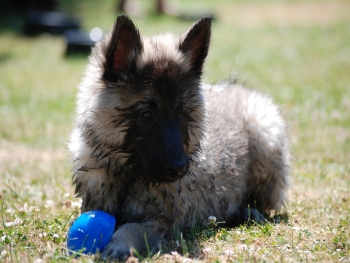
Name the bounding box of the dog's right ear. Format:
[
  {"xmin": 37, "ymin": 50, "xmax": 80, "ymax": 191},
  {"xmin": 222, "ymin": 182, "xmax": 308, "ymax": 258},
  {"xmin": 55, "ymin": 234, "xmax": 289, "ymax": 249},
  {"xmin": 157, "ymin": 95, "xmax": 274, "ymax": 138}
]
[
  {"xmin": 103, "ymin": 15, "xmax": 143, "ymax": 82},
  {"xmin": 179, "ymin": 17, "xmax": 212, "ymax": 75}
]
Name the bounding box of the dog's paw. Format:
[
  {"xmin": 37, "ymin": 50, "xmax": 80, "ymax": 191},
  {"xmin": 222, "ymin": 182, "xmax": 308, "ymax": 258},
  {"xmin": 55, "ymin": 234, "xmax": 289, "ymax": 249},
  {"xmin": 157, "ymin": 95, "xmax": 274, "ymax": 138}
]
[
  {"xmin": 244, "ymin": 207, "xmax": 265, "ymax": 224},
  {"xmin": 101, "ymin": 223, "xmax": 151, "ymax": 260},
  {"xmin": 102, "ymin": 243, "xmax": 131, "ymax": 261}
]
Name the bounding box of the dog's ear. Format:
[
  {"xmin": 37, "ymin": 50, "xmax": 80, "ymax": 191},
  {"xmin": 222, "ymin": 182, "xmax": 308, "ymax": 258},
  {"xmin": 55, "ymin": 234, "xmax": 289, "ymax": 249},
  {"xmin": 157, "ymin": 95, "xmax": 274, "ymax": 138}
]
[
  {"xmin": 179, "ymin": 17, "xmax": 211, "ymax": 74},
  {"xmin": 103, "ymin": 15, "xmax": 143, "ymax": 82}
]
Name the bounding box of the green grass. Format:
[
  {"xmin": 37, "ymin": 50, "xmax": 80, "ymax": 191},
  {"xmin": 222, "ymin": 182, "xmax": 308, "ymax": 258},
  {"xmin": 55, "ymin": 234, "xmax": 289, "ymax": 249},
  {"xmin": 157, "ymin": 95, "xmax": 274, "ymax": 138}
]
[{"xmin": 1, "ymin": 0, "xmax": 350, "ymax": 262}]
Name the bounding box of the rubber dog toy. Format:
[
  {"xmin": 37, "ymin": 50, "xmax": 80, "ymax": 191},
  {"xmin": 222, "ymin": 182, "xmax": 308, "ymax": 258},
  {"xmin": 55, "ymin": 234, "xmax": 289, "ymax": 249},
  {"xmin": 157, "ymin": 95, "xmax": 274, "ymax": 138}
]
[{"xmin": 67, "ymin": 210, "xmax": 116, "ymax": 254}]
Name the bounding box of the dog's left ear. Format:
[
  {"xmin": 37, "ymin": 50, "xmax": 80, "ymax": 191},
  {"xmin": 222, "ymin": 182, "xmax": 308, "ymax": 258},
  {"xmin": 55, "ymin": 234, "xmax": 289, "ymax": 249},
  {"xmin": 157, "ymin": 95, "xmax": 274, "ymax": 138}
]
[{"xmin": 179, "ymin": 17, "xmax": 212, "ymax": 74}]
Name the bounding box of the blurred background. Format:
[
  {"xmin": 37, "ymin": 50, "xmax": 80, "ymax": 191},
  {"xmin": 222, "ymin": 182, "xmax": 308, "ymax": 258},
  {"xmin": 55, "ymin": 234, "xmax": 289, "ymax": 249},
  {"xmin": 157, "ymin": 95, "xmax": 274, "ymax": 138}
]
[
  {"xmin": 0, "ymin": 0, "xmax": 349, "ymax": 261},
  {"xmin": 0, "ymin": 0, "xmax": 349, "ymax": 149}
]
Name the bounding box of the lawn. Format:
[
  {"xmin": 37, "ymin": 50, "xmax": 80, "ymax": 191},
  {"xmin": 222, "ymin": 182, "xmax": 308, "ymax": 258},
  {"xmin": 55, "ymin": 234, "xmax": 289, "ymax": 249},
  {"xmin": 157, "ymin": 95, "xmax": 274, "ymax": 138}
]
[{"xmin": 0, "ymin": 0, "xmax": 349, "ymax": 262}]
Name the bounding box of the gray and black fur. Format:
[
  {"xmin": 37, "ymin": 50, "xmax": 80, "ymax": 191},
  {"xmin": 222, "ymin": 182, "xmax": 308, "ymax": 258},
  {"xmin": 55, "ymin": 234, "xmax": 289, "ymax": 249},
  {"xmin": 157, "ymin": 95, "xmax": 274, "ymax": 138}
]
[{"xmin": 69, "ymin": 15, "xmax": 290, "ymax": 259}]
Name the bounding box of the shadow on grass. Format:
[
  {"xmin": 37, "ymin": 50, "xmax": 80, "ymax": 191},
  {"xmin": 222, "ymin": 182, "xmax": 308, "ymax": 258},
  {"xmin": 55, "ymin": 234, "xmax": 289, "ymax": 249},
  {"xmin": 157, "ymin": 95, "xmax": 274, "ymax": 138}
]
[{"xmin": 147, "ymin": 212, "xmax": 290, "ymax": 261}]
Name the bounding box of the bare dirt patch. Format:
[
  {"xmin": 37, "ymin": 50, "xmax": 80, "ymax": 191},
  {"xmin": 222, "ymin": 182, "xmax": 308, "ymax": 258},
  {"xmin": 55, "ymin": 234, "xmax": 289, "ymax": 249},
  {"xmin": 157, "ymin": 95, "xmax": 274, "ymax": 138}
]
[
  {"xmin": 220, "ymin": 1, "xmax": 350, "ymax": 26},
  {"xmin": 0, "ymin": 144, "xmax": 66, "ymax": 166},
  {"xmin": 0, "ymin": 143, "xmax": 67, "ymax": 180},
  {"xmin": 0, "ymin": 142, "xmax": 72, "ymax": 202}
]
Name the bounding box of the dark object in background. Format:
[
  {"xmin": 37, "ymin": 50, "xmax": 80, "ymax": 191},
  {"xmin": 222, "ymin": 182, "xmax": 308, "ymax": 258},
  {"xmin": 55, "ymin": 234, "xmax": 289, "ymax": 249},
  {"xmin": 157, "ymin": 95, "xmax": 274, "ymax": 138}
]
[
  {"xmin": 65, "ymin": 28, "xmax": 104, "ymax": 56},
  {"xmin": 5, "ymin": 0, "xmax": 58, "ymax": 12},
  {"xmin": 23, "ymin": 11, "xmax": 80, "ymax": 36}
]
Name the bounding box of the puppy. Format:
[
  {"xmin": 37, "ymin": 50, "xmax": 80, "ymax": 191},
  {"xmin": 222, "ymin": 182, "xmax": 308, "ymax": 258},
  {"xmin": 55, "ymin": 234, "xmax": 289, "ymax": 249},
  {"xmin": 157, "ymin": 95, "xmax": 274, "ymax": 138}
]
[{"xmin": 69, "ymin": 15, "xmax": 290, "ymax": 259}]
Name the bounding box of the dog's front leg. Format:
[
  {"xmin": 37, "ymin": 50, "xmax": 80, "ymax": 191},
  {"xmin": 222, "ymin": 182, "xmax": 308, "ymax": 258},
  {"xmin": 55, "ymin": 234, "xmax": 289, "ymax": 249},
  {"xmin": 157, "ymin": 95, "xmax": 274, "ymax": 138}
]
[{"xmin": 102, "ymin": 217, "xmax": 172, "ymax": 260}]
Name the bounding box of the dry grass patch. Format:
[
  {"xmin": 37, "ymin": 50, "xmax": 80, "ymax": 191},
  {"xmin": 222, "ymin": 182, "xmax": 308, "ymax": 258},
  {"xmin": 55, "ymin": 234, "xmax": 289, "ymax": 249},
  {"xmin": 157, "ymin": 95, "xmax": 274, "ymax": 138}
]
[
  {"xmin": 220, "ymin": 1, "xmax": 350, "ymax": 27},
  {"xmin": 0, "ymin": 143, "xmax": 72, "ymax": 202}
]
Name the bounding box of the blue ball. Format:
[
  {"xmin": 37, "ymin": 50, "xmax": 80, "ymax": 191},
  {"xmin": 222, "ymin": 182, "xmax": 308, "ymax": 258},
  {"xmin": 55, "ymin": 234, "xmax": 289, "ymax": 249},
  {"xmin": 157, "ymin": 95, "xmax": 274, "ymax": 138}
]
[{"xmin": 67, "ymin": 210, "xmax": 116, "ymax": 254}]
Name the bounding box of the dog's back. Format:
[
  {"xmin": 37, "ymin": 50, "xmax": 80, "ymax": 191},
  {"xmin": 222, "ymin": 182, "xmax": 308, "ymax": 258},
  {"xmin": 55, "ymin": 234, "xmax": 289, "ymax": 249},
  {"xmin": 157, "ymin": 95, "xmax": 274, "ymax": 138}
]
[{"xmin": 203, "ymin": 84, "xmax": 290, "ymax": 214}]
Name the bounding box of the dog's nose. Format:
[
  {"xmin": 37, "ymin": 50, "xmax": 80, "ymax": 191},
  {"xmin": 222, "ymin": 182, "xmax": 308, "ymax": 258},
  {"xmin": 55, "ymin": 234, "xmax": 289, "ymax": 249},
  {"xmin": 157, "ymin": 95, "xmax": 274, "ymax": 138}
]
[{"xmin": 168, "ymin": 159, "xmax": 188, "ymax": 177}]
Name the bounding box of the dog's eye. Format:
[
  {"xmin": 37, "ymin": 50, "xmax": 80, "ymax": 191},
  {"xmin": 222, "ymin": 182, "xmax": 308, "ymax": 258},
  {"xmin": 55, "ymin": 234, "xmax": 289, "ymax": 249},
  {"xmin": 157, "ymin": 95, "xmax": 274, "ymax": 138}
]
[{"xmin": 142, "ymin": 111, "xmax": 152, "ymax": 119}]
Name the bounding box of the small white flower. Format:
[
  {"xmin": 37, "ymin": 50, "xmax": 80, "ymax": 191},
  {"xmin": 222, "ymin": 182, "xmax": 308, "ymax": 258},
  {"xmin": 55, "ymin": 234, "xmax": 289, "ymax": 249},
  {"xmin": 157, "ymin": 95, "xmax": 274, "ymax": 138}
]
[
  {"xmin": 1, "ymin": 250, "xmax": 7, "ymax": 258},
  {"xmin": 5, "ymin": 222, "xmax": 13, "ymax": 227},
  {"xmin": 39, "ymin": 232, "xmax": 47, "ymax": 238},
  {"xmin": 64, "ymin": 192, "xmax": 70, "ymax": 198},
  {"xmin": 19, "ymin": 203, "xmax": 40, "ymax": 212},
  {"xmin": 53, "ymin": 233, "xmax": 60, "ymax": 238},
  {"xmin": 5, "ymin": 208, "xmax": 15, "ymax": 214},
  {"xmin": 1, "ymin": 235, "xmax": 8, "ymax": 241},
  {"xmin": 15, "ymin": 218, "xmax": 23, "ymax": 224},
  {"xmin": 202, "ymin": 247, "xmax": 212, "ymax": 254},
  {"xmin": 208, "ymin": 216, "xmax": 217, "ymax": 224},
  {"xmin": 238, "ymin": 244, "xmax": 248, "ymax": 251},
  {"xmin": 5, "ymin": 218, "xmax": 23, "ymax": 227},
  {"xmin": 71, "ymin": 200, "xmax": 82, "ymax": 208},
  {"xmin": 19, "ymin": 203, "xmax": 29, "ymax": 212},
  {"xmin": 45, "ymin": 200, "xmax": 54, "ymax": 208}
]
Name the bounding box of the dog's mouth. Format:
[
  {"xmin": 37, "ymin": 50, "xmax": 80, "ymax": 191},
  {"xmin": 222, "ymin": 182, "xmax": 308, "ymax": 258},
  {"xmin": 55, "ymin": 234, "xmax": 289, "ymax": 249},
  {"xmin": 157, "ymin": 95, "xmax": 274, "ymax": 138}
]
[
  {"xmin": 147, "ymin": 165, "xmax": 189, "ymax": 183},
  {"xmin": 151, "ymin": 172, "xmax": 187, "ymax": 183},
  {"xmin": 126, "ymin": 156, "xmax": 189, "ymax": 183},
  {"xmin": 140, "ymin": 153, "xmax": 190, "ymax": 183}
]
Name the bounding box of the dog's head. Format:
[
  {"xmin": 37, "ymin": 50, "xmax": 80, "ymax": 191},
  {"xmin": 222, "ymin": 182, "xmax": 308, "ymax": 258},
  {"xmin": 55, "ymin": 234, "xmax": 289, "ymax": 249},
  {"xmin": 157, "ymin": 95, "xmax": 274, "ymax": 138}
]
[{"xmin": 76, "ymin": 15, "xmax": 211, "ymax": 183}]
